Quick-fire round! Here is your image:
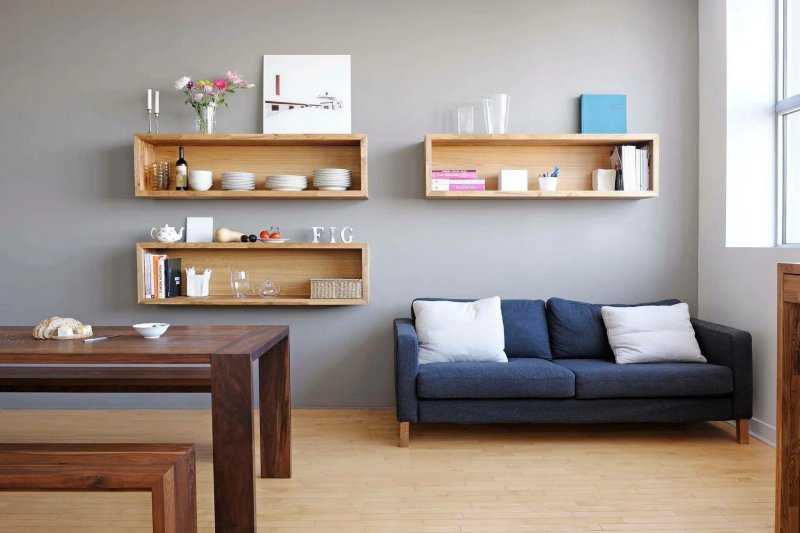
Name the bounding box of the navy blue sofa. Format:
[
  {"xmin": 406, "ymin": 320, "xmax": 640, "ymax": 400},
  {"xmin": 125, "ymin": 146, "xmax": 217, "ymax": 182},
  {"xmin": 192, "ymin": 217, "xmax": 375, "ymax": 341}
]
[{"xmin": 393, "ymin": 298, "xmax": 753, "ymax": 446}]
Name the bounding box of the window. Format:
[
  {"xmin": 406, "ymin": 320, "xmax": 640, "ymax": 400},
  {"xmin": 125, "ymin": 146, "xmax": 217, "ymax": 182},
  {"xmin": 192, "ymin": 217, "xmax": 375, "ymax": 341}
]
[{"xmin": 780, "ymin": 0, "xmax": 800, "ymax": 243}]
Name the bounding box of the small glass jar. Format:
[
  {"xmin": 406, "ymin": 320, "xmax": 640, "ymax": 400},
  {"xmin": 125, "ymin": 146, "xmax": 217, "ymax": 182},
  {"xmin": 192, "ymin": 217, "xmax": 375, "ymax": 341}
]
[{"xmin": 255, "ymin": 280, "xmax": 281, "ymax": 298}]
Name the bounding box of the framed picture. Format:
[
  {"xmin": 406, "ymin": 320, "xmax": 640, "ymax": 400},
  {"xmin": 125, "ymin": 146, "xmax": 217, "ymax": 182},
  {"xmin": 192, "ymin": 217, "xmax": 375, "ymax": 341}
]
[{"xmin": 262, "ymin": 54, "xmax": 351, "ymax": 134}]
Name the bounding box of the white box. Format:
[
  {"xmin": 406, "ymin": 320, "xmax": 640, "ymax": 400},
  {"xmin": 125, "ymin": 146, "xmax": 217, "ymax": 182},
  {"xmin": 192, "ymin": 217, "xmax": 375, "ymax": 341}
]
[
  {"xmin": 186, "ymin": 217, "xmax": 214, "ymax": 243},
  {"xmin": 498, "ymin": 169, "xmax": 528, "ymax": 192}
]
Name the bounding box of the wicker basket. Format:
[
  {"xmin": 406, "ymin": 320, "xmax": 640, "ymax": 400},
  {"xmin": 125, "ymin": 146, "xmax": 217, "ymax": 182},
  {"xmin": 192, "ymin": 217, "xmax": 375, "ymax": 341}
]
[{"xmin": 310, "ymin": 278, "xmax": 363, "ymax": 299}]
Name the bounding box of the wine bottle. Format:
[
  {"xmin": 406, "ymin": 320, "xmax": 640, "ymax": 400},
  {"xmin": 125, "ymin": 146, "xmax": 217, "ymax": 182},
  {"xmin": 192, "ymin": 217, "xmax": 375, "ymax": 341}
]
[{"xmin": 175, "ymin": 146, "xmax": 188, "ymax": 191}]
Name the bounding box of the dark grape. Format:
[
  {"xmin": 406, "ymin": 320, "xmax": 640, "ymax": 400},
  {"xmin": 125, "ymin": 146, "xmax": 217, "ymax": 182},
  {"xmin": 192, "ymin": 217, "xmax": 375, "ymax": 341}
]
[
  {"xmin": 240, "ymin": 235, "xmax": 248, "ymax": 242},
  {"xmin": 248, "ymin": 234, "xmax": 257, "ymax": 242}
]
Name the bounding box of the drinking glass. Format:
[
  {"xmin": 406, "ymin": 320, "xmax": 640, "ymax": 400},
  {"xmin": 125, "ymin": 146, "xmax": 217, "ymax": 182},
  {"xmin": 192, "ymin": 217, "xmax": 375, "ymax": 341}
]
[
  {"xmin": 457, "ymin": 105, "xmax": 474, "ymax": 134},
  {"xmin": 482, "ymin": 94, "xmax": 510, "ymax": 134},
  {"xmin": 148, "ymin": 162, "xmax": 170, "ymax": 190},
  {"xmin": 230, "ymin": 269, "xmax": 249, "ymax": 299}
]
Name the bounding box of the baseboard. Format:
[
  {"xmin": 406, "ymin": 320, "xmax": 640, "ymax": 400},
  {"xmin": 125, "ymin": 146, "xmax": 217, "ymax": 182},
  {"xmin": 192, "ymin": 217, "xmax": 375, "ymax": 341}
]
[{"xmin": 729, "ymin": 417, "xmax": 775, "ymax": 447}]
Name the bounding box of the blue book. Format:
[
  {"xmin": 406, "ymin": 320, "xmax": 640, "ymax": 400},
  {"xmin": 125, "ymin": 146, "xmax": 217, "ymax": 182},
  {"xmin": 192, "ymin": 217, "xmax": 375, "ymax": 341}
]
[{"xmin": 580, "ymin": 94, "xmax": 627, "ymax": 133}]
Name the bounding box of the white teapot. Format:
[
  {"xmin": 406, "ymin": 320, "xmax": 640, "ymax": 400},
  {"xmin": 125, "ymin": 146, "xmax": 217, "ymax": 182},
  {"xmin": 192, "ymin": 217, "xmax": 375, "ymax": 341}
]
[{"xmin": 151, "ymin": 224, "xmax": 184, "ymax": 243}]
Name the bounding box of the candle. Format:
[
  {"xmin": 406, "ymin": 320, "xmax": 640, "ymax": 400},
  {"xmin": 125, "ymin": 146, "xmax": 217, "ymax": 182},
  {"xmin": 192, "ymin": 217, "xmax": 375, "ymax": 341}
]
[
  {"xmin": 154, "ymin": 90, "xmax": 159, "ymax": 114},
  {"xmin": 147, "ymin": 89, "xmax": 152, "ymax": 111}
]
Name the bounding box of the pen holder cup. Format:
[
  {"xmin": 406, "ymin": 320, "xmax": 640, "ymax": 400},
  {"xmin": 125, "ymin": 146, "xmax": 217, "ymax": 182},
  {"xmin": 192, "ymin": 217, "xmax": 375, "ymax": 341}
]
[
  {"xmin": 538, "ymin": 176, "xmax": 558, "ymax": 192},
  {"xmin": 186, "ymin": 271, "xmax": 211, "ymax": 297}
]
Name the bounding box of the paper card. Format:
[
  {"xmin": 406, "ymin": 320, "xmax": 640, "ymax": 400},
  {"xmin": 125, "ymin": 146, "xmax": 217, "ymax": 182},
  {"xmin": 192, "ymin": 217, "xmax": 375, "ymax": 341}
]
[{"xmin": 186, "ymin": 217, "xmax": 214, "ymax": 243}]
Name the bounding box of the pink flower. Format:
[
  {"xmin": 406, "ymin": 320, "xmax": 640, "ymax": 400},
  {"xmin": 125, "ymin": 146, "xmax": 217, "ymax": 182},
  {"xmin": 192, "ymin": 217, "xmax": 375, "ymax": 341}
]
[
  {"xmin": 192, "ymin": 93, "xmax": 204, "ymax": 102},
  {"xmin": 213, "ymin": 79, "xmax": 227, "ymax": 91},
  {"xmin": 226, "ymin": 70, "xmax": 244, "ymax": 85},
  {"xmin": 203, "ymin": 84, "xmax": 213, "ymax": 94}
]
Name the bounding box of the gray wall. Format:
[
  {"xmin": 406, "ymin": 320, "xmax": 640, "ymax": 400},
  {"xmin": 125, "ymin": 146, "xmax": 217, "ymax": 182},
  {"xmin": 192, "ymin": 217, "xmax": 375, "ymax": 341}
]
[{"xmin": 0, "ymin": 0, "xmax": 699, "ymax": 408}]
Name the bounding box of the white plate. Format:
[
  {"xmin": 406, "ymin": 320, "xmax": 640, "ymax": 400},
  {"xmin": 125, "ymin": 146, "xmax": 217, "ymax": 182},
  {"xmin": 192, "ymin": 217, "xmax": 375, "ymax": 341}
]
[
  {"xmin": 258, "ymin": 238, "xmax": 290, "ymax": 243},
  {"xmin": 317, "ymin": 186, "xmax": 348, "ymax": 191}
]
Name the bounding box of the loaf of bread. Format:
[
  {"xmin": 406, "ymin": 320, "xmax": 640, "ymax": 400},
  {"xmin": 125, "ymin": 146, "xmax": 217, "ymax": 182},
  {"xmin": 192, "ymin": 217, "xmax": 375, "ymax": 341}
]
[{"xmin": 32, "ymin": 317, "xmax": 86, "ymax": 339}]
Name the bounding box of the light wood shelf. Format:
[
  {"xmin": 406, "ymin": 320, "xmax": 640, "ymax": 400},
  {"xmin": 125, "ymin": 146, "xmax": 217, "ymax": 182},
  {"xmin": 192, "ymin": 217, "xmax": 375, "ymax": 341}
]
[
  {"xmin": 136, "ymin": 242, "xmax": 369, "ymax": 306},
  {"xmin": 134, "ymin": 134, "xmax": 367, "ymax": 199},
  {"xmin": 424, "ymin": 134, "xmax": 658, "ymax": 199}
]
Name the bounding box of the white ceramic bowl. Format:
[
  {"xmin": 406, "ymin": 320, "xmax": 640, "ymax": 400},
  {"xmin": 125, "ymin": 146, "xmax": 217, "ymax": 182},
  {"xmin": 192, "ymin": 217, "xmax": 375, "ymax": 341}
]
[
  {"xmin": 189, "ymin": 179, "xmax": 212, "ymax": 191},
  {"xmin": 190, "ymin": 170, "xmax": 212, "ymax": 179},
  {"xmin": 132, "ymin": 323, "xmax": 170, "ymax": 339},
  {"xmin": 189, "ymin": 170, "xmax": 213, "ymax": 191}
]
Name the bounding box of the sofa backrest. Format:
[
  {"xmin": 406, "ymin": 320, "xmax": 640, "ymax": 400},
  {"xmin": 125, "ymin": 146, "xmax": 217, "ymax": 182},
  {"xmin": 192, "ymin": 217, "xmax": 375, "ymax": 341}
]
[
  {"xmin": 411, "ymin": 298, "xmax": 552, "ymax": 359},
  {"xmin": 546, "ymin": 298, "xmax": 681, "ymax": 359}
]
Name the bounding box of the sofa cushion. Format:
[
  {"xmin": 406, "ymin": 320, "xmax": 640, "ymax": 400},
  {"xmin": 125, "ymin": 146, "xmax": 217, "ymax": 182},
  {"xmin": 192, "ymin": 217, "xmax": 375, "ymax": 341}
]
[
  {"xmin": 412, "ymin": 298, "xmax": 552, "ymax": 359},
  {"xmin": 601, "ymin": 303, "xmax": 706, "ymax": 364},
  {"xmin": 417, "ymin": 358, "xmax": 574, "ymax": 399},
  {"xmin": 546, "ymin": 298, "xmax": 681, "ymax": 359},
  {"xmin": 553, "ymin": 358, "xmax": 733, "ymax": 399},
  {"xmin": 413, "ymin": 297, "xmax": 507, "ymax": 364}
]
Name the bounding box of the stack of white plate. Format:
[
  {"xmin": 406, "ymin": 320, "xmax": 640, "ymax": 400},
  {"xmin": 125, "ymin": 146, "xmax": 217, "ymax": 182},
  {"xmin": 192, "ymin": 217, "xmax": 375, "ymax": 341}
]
[
  {"xmin": 221, "ymin": 172, "xmax": 256, "ymax": 191},
  {"xmin": 265, "ymin": 175, "xmax": 308, "ymax": 191},
  {"xmin": 313, "ymin": 168, "xmax": 352, "ymax": 191}
]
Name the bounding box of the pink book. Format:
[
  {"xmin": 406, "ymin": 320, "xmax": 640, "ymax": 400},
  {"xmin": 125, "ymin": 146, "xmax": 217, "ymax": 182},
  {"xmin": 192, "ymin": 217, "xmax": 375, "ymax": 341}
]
[
  {"xmin": 431, "ymin": 170, "xmax": 478, "ymax": 179},
  {"xmin": 448, "ymin": 184, "xmax": 485, "ymax": 191}
]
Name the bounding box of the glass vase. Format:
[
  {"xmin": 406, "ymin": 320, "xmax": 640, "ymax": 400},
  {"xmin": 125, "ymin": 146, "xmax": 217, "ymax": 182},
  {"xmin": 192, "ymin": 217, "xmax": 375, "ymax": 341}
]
[{"xmin": 195, "ymin": 105, "xmax": 216, "ymax": 134}]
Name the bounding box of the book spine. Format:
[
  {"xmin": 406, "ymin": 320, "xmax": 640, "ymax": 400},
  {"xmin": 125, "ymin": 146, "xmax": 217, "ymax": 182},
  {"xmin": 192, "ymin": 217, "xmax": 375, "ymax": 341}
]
[
  {"xmin": 431, "ymin": 171, "xmax": 478, "ymax": 179},
  {"xmin": 447, "ymin": 184, "xmax": 486, "ymax": 191},
  {"xmin": 157, "ymin": 256, "xmax": 166, "ymax": 299},
  {"xmin": 144, "ymin": 253, "xmax": 152, "ymax": 299},
  {"xmin": 431, "ymin": 179, "xmax": 486, "ymax": 185}
]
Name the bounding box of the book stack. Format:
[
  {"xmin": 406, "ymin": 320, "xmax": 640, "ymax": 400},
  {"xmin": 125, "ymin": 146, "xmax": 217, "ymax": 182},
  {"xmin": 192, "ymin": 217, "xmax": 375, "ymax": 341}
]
[
  {"xmin": 142, "ymin": 254, "xmax": 181, "ymax": 299},
  {"xmin": 430, "ymin": 169, "xmax": 485, "ymax": 192},
  {"xmin": 611, "ymin": 145, "xmax": 650, "ymax": 191}
]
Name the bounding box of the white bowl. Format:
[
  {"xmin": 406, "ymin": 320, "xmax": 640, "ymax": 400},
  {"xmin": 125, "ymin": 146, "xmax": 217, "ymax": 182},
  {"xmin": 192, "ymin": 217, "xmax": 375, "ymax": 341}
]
[
  {"xmin": 189, "ymin": 179, "xmax": 213, "ymax": 191},
  {"xmin": 189, "ymin": 170, "xmax": 212, "ymax": 179},
  {"xmin": 132, "ymin": 323, "xmax": 170, "ymax": 339}
]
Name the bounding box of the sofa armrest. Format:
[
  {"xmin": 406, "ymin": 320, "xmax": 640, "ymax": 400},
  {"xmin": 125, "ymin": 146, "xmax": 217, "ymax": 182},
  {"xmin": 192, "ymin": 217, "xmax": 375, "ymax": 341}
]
[
  {"xmin": 394, "ymin": 318, "xmax": 420, "ymax": 423},
  {"xmin": 691, "ymin": 317, "xmax": 753, "ymax": 420}
]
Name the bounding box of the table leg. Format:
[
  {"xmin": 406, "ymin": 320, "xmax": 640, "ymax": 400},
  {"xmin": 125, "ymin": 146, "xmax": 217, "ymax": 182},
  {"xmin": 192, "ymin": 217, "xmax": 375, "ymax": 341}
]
[
  {"xmin": 259, "ymin": 335, "xmax": 291, "ymax": 478},
  {"xmin": 211, "ymin": 353, "xmax": 256, "ymax": 532}
]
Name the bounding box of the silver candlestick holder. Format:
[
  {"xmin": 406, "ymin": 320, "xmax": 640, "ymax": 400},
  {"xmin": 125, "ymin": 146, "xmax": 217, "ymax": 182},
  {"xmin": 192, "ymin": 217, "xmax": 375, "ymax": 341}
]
[
  {"xmin": 147, "ymin": 110, "xmax": 153, "ymax": 133},
  {"xmin": 154, "ymin": 112, "xmax": 159, "ymax": 134}
]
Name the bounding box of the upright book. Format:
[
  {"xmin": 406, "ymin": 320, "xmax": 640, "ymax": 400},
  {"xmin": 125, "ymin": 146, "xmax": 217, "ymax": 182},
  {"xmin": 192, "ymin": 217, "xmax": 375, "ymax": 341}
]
[{"xmin": 580, "ymin": 94, "xmax": 627, "ymax": 134}]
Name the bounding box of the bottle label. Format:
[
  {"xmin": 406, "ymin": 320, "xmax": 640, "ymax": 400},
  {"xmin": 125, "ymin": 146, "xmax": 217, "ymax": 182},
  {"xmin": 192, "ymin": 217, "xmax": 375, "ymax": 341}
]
[{"xmin": 176, "ymin": 166, "xmax": 187, "ymax": 187}]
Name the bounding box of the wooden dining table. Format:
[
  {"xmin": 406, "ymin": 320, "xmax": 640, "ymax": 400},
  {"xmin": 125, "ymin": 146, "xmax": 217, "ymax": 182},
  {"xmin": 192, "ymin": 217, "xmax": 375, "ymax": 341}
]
[{"xmin": 0, "ymin": 325, "xmax": 291, "ymax": 532}]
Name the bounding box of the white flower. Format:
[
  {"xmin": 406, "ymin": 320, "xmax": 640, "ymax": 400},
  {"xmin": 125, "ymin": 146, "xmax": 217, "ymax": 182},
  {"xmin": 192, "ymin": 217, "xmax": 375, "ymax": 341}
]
[
  {"xmin": 174, "ymin": 76, "xmax": 191, "ymax": 90},
  {"xmin": 245, "ymin": 83, "xmax": 255, "ymax": 89}
]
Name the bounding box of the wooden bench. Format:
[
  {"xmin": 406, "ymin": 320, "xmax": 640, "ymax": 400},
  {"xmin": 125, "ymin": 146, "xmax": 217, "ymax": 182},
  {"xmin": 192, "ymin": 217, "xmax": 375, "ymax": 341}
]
[
  {"xmin": 0, "ymin": 443, "xmax": 197, "ymax": 533},
  {"xmin": 0, "ymin": 366, "xmax": 211, "ymax": 393}
]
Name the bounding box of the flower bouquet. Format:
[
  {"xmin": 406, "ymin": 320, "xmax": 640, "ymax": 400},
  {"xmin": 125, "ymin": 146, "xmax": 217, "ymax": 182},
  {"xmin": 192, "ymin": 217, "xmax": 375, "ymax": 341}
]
[{"xmin": 175, "ymin": 70, "xmax": 254, "ymax": 133}]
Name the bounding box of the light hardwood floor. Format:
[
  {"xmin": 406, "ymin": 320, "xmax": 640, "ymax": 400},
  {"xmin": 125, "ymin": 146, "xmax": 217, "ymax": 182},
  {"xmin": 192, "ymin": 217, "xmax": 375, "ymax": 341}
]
[{"xmin": 0, "ymin": 409, "xmax": 775, "ymax": 532}]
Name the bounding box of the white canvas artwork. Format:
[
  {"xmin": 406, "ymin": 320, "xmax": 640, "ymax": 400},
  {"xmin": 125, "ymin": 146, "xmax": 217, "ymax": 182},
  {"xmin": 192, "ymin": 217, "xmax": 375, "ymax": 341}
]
[{"xmin": 262, "ymin": 55, "xmax": 351, "ymax": 134}]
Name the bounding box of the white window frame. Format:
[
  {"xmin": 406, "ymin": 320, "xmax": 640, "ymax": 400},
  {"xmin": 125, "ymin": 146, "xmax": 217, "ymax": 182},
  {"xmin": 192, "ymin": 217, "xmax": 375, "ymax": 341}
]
[{"xmin": 779, "ymin": 0, "xmax": 800, "ymax": 244}]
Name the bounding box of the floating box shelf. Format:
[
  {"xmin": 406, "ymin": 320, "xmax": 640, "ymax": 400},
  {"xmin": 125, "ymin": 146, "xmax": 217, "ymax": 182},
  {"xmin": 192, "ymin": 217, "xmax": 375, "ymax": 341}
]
[
  {"xmin": 136, "ymin": 242, "xmax": 369, "ymax": 306},
  {"xmin": 134, "ymin": 134, "xmax": 367, "ymax": 199},
  {"xmin": 424, "ymin": 134, "xmax": 658, "ymax": 199}
]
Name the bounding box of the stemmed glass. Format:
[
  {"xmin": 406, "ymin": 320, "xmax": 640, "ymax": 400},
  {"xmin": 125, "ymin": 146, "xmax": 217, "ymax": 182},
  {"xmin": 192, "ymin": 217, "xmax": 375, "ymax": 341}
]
[{"xmin": 230, "ymin": 269, "xmax": 249, "ymax": 299}]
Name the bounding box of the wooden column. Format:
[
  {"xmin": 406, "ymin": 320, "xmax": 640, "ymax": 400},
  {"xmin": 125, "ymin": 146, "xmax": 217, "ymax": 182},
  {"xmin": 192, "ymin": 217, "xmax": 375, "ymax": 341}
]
[
  {"xmin": 211, "ymin": 353, "xmax": 256, "ymax": 532},
  {"xmin": 777, "ymin": 263, "xmax": 800, "ymax": 533},
  {"xmin": 259, "ymin": 336, "xmax": 291, "ymax": 478}
]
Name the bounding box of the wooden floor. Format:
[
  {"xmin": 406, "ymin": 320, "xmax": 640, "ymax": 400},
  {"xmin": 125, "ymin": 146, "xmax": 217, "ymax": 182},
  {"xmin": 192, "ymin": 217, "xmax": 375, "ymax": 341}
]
[{"xmin": 0, "ymin": 409, "xmax": 775, "ymax": 532}]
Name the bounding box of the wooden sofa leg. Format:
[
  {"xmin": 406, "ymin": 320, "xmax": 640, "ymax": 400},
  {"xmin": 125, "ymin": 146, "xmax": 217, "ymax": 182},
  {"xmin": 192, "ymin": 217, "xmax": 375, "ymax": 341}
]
[
  {"xmin": 399, "ymin": 422, "xmax": 409, "ymax": 448},
  {"xmin": 736, "ymin": 419, "xmax": 750, "ymax": 444}
]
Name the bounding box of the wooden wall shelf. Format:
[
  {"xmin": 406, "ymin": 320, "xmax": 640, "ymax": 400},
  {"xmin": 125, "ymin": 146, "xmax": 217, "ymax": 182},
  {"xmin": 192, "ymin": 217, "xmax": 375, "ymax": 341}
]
[
  {"xmin": 424, "ymin": 134, "xmax": 659, "ymax": 199},
  {"xmin": 134, "ymin": 134, "xmax": 367, "ymax": 199},
  {"xmin": 136, "ymin": 242, "xmax": 369, "ymax": 306}
]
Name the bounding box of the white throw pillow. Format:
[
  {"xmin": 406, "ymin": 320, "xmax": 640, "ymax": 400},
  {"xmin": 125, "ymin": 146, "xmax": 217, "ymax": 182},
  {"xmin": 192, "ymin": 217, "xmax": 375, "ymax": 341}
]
[
  {"xmin": 600, "ymin": 303, "xmax": 706, "ymax": 364},
  {"xmin": 413, "ymin": 297, "xmax": 507, "ymax": 364}
]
